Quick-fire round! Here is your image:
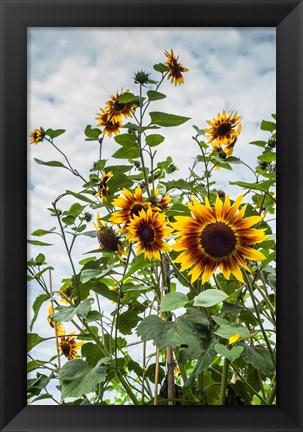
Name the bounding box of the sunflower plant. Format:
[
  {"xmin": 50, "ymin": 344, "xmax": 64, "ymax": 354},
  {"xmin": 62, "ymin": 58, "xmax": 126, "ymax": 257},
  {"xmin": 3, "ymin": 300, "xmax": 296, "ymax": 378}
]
[{"xmin": 27, "ymin": 49, "xmax": 276, "ymax": 406}]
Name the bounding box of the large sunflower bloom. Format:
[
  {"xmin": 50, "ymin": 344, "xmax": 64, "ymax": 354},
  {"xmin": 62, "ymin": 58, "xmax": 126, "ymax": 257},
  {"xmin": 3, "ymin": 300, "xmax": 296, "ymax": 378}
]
[
  {"xmin": 95, "ymin": 171, "xmax": 113, "ymax": 203},
  {"xmin": 30, "ymin": 128, "xmax": 44, "ymax": 145},
  {"xmin": 126, "ymin": 207, "xmax": 172, "ymax": 260},
  {"xmin": 96, "ymin": 109, "xmax": 122, "ymax": 137},
  {"xmin": 172, "ymin": 195, "xmax": 269, "ymax": 284},
  {"xmin": 57, "ymin": 331, "xmax": 84, "ymax": 361},
  {"xmin": 110, "ymin": 186, "xmax": 151, "ymax": 231},
  {"xmin": 204, "ymin": 111, "xmax": 242, "ymax": 152},
  {"xmin": 105, "ymin": 89, "xmax": 137, "ymax": 123},
  {"xmin": 164, "ymin": 49, "xmax": 189, "ymax": 86}
]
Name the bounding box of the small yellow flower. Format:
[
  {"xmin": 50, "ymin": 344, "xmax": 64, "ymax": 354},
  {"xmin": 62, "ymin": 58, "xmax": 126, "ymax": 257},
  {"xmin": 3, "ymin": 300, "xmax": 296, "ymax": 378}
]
[
  {"xmin": 57, "ymin": 331, "xmax": 84, "ymax": 360},
  {"xmin": 228, "ymin": 333, "xmax": 241, "ymax": 345},
  {"xmin": 95, "ymin": 172, "xmax": 113, "ymax": 203},
  {"xmin": 30, "ymin": 128, "xmax": 44, "ymax": 145},
  {"xmin": 164, "ymin": 49, "xmax": 189, "ymax": 86}
]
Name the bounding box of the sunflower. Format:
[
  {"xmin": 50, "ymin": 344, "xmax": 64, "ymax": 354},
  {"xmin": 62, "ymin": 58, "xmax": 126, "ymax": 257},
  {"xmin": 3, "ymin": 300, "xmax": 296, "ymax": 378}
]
[
  {"xmin": 172, "ymin": 195, "xmax": 269, "ymax": 284},
  {"xmin": 96, "ymin": 109, "xmax": 122, "ymax": 137},
  {"xmin": 58, "ymin": 280, "xmax": 75, "ymax": 304},
  {"xmin": 164, "ymin": 49, "xmax": 189, "ymax": 86},
  {"xmin": 47, "ymin": 303, "xmax": 64, "ymax": 333},
  {"xmin": 94, "ymin": 212, "xmax": 126, "ymax": 256},
  {"xmin": 126, "ymin": 207, "xmax": 172, "ymax": 260},
  {"xmin": 95, "ymin": 172, "xmax": 113, "ymax": 203},
  {"xmin": 150, "ymin": 189, "xmax": 172, "ymax": 211},
  {"xmin": 110, "ymin": 186, "xmax": 151, "ymax": 231},
  {"xmin": 57, "ymin": 331, "xmax": 83, "ymax": 360},
  {"xmin": 30, "ymin": 128, "xmax": 44, "ymax": 145},
  {"xmin": 105, "ymin": 89, "xmax": 137, "ymax": 122},
  {"xmin": 204, "ymin": 111, "xmax": 242, "ymax": 152}
]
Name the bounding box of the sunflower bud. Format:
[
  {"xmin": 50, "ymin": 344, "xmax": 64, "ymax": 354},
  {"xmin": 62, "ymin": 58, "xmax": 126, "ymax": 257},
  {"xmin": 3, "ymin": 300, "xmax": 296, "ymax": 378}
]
[
  {"xmin": 267, "ymin": 137, "xmax": 276, "ymax": 149},
  {"xmin": 218, "ymin": 190, "xmax": 225, "ymax": 198},
  {"xmin": 133, "ymin": 70, "xmax": 151, "ymax": 86},
  {"xmin": 84, "ymin": 212, "xmax": 93, "ymax": 222},
  {"xmin": 97, "ymin": 226, "xmax": 121, "ymax": 253}
]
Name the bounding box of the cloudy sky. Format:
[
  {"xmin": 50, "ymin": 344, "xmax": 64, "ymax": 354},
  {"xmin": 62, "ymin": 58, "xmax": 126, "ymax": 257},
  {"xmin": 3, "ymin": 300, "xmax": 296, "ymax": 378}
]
[{"xmin": 27, "ymin": 27, "xmax": 276, "ymax": 404}]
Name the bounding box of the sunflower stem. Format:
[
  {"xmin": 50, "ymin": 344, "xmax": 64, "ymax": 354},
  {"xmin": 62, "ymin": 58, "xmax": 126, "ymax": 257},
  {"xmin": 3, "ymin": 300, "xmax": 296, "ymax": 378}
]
[
  {"xmin": 218, "ymin": 357, "xmax": 229, "ymax": 405},
  {"xmin": 242, "ymin": 270, "xmax": 276, "ymax": 368},
  {"xmin": 49, "ymin": 270, "xmax": 61, "ymax": 370}
]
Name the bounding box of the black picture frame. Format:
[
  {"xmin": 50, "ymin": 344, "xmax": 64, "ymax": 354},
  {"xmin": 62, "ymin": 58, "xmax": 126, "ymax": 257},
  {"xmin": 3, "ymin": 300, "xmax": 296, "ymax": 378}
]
[{"xmin": 1, "ymin": 0, "xmax": 302, "ymax": 431}]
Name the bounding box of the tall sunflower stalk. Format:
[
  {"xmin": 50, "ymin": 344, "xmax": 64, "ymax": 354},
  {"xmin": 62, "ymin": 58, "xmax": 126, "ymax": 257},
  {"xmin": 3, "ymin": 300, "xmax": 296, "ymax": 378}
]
[{"xmin": 28, "ymin": 49, "xmax": 276, "ymax": 406}]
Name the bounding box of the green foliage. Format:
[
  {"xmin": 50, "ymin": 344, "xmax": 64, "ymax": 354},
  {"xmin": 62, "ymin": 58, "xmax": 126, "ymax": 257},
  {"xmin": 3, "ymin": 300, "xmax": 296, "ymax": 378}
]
[
  {"xmin": 149, "ymin": 112, "xmax": 191, "ymax": 127},
  {"xmin": 161, "ymin": 292, "xmax": 189, "ymax": 312},
  {"xmin": 193, "ymin": 289, "xmax": 228, "ymax": 307},
  {"xmin": 60, "ymin": 358, "xmax": 109, "ymax": 400}
]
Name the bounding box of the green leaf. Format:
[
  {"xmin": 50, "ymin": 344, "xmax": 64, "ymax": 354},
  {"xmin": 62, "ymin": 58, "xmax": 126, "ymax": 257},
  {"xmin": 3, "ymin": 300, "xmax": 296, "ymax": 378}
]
[
  {"xmin": 137, "ymin": 308, "xmax": 211, "ymax": 360},
  {"xmin": 260, "ymin": 120, "xmax": 276, "ymax": 132},
  {"xmin": 184, "ymin": 338, "xmax": 219, "ymax": 386},
  {"xmin": 161, "ymin": 179, "xmax": 193, "ymax": 192},
  {"xmin": 153, "ymin": 63, "xmax": 169, "ymax": 73},
  {"xmin": 229, "ymin": 179, "xmax": 275, "ymax": 192},
  {"xmin": 112, "ymin": 145, "xmax": 140, "ymax": 159},
  {"xmin": 149, "ymin": 112, "xmax": 191, "ymax": 127},
  {"xmin": 257, "ymin": 152, "xmax": 276, "ymax": 163},
  {"xmin": 84, "ymin": 125, "xmax": 101, "ymax": 140},
  {"xmin": 117, "ymin": 310, "xmax": 141, "ymax": 335},
  {"xmin": 27, "ymin": 360, "xmax": 47, "ymax": 373},
  {"xmin": 81, "ymin": 230, "xmax": 97, "ymax": 238},
  {"xmin": 64, "ymin": 203, "xmax": 85, "ymax": 218},
  {"xmin": 27, "ymin": 239, "xmax": 53, "ymax": 246},
  {"xmin": 34, "ymin": 158, "xmax": 68, "ymax": 169},
  {"xmin": 52, "ymin": 298, "xmax": 94, "ymax": 323},
  {"xmin": 80, "ymin": 263, "xmax": 117, "ymax": 283},
  {"xmin": 30, "ymin": 294, "xmax": 49, "ymax": 331},
  {"xmin": 238, "ymin": 342, "xmax": 275, "ymax": 376},
  {"xmin": 81, "ymin": 342, "xmax": 104, "ymax": 366},
  {"xmin": 31, "ymin": 227, "xmax": 56, "ymax": 236},
  {"xmin": 114, "ymin": 133, "xmax": 137, "ymax": 146},
  {"xmin": 118, "ymin": 92, "xmax": 138, "ymax": 104},
  {"xmin": 65, "ymin": 190, "xmax": 95, "ymax": 204},
  {"xmin": 27, "ymin": 333, "xmax": 46, "ymax": 352},
  {"xmin": 145, "ymin": 134, "xmax": 165, "ymax": 147},
  {"xmin": 161, "ymin": 292, "xmax": 188, "ymax": 312},
  {"xmin": 45, "ymin": 128, "xmax": 66, "ymax": 138},
  {"xmin": 193, "ymin": 289, "xmax": 228, "ymax": 308},
  {"xmin": 225, "ymin": 157, "xmax": 241, "ymax": 164},
  {"xmin": 214, "ymin": 323, "xmax": 251, "ymax": 340},
  {"xmin": 215, "ymin": 343, "xmax": 244, "ymax": 362},
  {"xmin": 147, "ymin": 90, "xmax": 166, "ymax": 101},
  {"xmin": 249, "ymin": 140, "xmax": 266, "ymax": 148},
  {"xmin": 123, "ymin": 122, "xmax": 160, "ymax": 133},
  {"xmin": 60, "ymin": 358, "xmax": 109, "ymax": 400}
]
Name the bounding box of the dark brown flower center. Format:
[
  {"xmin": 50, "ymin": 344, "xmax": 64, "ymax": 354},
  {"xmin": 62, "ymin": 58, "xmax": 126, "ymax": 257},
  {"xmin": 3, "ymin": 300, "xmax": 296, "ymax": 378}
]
[
  {"xmin": 130, "ymin": 203, "xmax": 146, "ymax": 218},
  {"xmin": 61, "ymin": 342, "xmax": 71, "ymax": 357},
  {"xmin": 217, "ymin": 122, "xmax": 232, "ymax": 136},
  {"xmin": 114, "ymin": 101, "xmax": 125, "ymax": 112},
  {"xmin": 138, "ymin": 223, "xmax": 155, "ymax": 245},
  {"xmin": 98, "ymin": 227, "xmax": 119, "ymax": 252},
  {"xmin": 200, "ymin": 222, "xmax": 236, "ymax": 258}
]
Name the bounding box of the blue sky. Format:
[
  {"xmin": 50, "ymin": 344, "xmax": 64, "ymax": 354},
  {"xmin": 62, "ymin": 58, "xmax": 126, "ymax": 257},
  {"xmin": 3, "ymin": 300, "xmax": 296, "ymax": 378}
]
[{"xmin": 27, "ymin": 27, "xmax": 276, "ymax": 404}]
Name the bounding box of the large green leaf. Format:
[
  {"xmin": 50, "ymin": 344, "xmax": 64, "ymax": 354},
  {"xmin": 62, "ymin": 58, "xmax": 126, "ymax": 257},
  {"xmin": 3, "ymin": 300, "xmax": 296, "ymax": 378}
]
[
  {"xmin": 81, "ymin": 342, "xmax": 104, "ymax": 366},
  {"xmin": 184, "ymin": 337, "xmax": 219, "ymax": 386},
  {"xmin": 30, "ymin": 294, "xmax": 49, "ymax": 331},
  {"xmin": 84, "ymin": 125, "xmax": 101, "ymax": 140},
  {"xmin": 153, "ymin": 63, "xmax": 169, "ymax": 73},
  {"xmin": 60, "ymin": 358, "xmax": 109, "ymax": 400},
  {"xmin": 52, "ymin": 298, "xmax": 94, "ymax": 323},
  {"xmin": 161, "ymin": 292, "xmax": 188, "ymax": 312},
  {"xmin": 80, "ymin": 263, "xmax": 117, "ymax": 283},
  {"xmin": 149, "ymin": 112, "xmax": 191, "ymax": 127},
  {"xmin": 137, "ymin": 308, "xmax": 211, "ymax": 360},
  {"xmin": 31, "ymin": 227, "xmax": 56, "ymax": 236},
  {"xmin": 229, "ymin": 179, "xmax": 275, "ymax": 192},
  {"xmin": 238, "ymin": 342, "xmax": 275, "ymax": 376},
  {"xmin": 214, "ymin": 323, "xmax": 251, "ymax": 340},
  {"xmin": 260, "ymin": 120, "xmax": 276, "ymax": 132},
  {"xmin": 112, "ymin": 144, "xmax": 140, "ymax": 159},
  {"xmin": 117, "ymin": 310, "xmax": 141, "ymax": 335},
  {"xmin": 193, "ymin": 289, "xmax": 228, "ymax": 308}
]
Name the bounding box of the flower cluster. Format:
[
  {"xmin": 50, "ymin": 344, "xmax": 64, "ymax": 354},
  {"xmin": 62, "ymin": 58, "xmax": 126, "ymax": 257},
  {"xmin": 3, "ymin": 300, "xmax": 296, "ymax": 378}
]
[{"xmin": 96, "ymin": 89, "xmax": 137, "ymax": 137}]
